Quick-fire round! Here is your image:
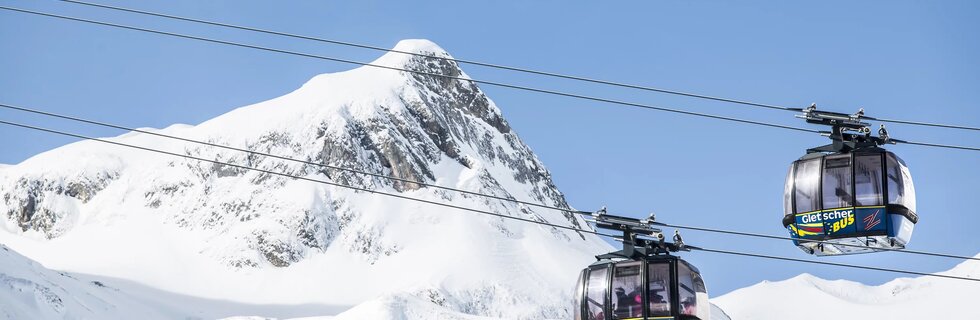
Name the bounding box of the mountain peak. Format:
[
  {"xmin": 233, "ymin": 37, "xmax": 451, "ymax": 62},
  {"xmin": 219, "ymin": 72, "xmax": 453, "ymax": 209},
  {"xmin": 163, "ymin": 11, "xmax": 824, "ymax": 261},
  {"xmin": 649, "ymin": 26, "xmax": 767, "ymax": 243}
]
[
  {"xmin": 391, "ymin": 39, "xmax": 448, "ymax": 56},
  {"xmin": 0, "ymin": 38, "xmax": 607, "ymax": 319},
  {"xmin": 342, "ymin": 38, "xmax": 457, "ymax": 75},
  {"xmin": 294, "ymin": 39, "xmax": 468, "ymax": 107}
]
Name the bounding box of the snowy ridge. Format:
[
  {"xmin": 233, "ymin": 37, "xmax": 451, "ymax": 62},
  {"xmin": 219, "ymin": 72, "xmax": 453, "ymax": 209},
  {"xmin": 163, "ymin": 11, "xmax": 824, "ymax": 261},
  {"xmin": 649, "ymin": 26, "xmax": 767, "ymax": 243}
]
[
  {"xmin": 0, "ymin": 39, "xmax": 611, "ymax": 319},
  {"xmin": 712, "ymin": 253, "xmax": 980, "ymax": 320}
]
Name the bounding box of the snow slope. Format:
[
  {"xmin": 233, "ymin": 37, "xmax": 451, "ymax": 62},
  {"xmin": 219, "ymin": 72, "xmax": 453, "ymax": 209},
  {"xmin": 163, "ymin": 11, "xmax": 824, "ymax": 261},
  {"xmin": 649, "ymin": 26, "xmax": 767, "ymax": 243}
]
[
  {"xmin": 0, "ymin": 242, "xmax": 379, "ymax": 319},
  {"xmin": 713, "ymin": 253, "xmax": 980, "ymax": 320},
  {"xmin": 0, "ymin": 39, "xmax": 613, "ymax": 319},
  {"xmin": 0, "ymin": 242, "xmax": 149, "ymax": 319},
  {"xmin": 1, "ymin": 240, "xmax": 735, "ymax": 320}
]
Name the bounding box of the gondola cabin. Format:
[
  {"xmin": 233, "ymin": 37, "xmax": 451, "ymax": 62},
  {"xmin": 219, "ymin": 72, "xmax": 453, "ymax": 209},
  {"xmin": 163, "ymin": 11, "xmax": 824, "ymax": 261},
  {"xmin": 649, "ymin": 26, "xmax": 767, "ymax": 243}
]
[
  {"xmin": 783, "ymin": 107, "xmax": 918, "ymax": 255},
  {"xmin": 573, "ymin": 255, "xmax": 710, "ymax": 320},
  {"xmin": 577, "ymin": 210, "xmax": 710, "ymax": 320}
]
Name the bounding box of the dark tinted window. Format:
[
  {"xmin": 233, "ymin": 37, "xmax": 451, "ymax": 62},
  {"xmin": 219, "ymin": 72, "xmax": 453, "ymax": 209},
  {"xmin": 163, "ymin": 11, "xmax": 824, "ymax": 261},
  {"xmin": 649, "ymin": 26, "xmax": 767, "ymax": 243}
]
[{"xmin": 822, "ymin": 155, "xmax": 852, "ymax": 209}]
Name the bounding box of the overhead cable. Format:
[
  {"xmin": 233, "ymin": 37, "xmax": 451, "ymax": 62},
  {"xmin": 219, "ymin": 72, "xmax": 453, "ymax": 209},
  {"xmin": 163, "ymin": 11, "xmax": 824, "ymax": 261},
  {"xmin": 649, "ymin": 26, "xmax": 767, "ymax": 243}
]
[
  {"xmin": 2, "ymin": 118, "xmax": 979, "ymax": 284},
  {"xmin": 57, "ymin": 0, "xmax": 980, "ymax": 132},
  {"xmin": 0, "ymin": 5, "xmax": 818, "ymax": 134},
  {"xmin": 658, "ymin": 222, "xmax": 980, "ymax": 262},
  {"xmin": 694, "ymin": 247, "xmax": 980, "ymax": 283},
  {"xmin": 0, "ymin": 103, "xmax": 591, "ymax": 215},
  {"xmin": 4, "ymin": 102, "xmax": 978, "ymax": 261},
  {"xmin": 58, "ymin": 0, "xmax": 794, "ymax": 112},
  {"xmin": 0, "ymin": 118, "xmax": 601, "ymax": 237},
  {"xmin": 894, "ymin": 139, "xmax": 980, "ymax": 152}
]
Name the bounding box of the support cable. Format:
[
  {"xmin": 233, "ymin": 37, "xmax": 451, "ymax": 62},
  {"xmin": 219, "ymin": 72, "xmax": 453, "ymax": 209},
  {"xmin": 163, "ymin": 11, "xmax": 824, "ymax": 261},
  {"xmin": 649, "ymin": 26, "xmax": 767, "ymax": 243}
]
[
  {"xmin": 693, "ymin": 247, "xmax": 980, "ymax": 283},
  {"xmin": 0, "ymin": 103, "xmax": 591, "ymax": 215},
  {"xmin": 58, "ymin": 0, "xmax": 794, "ymax": 112},
  {"xmin": 893, "ymin": 139, "xmax": 980, "ymax": 152},
  {"xmin": 0, "ymin": 118, "xmax": 601, "ymax": 237},
  {"xmin": 1, "ymin": 117, "xmax": 978, "ymax": 283},
  {"xmin": 56, "ymin": 0, "xmax": 980, "ymax": 132},
  {"xmin": 657, "ymin": 222, "xmax": 980, "ymax": 262},
  {"xmin": 0, "ymin": 5, "xmax": 817, "ymax": 134},
  {"xmin": 3, "ymin": 102, "xmax": 978, "ymax": 260}
]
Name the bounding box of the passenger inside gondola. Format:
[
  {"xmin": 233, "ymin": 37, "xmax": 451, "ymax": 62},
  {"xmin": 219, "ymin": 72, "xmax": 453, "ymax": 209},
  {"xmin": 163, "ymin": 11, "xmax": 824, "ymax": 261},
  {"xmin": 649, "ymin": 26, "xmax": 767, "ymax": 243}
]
[
  {"xmin": 647, "ymin": 288, "xmax": 669, "ymax": 314},
  {"xmin": 682, "ymin": 297, "xmax": 698, "ymax": 315},
  {"xmin": 612, "ymin": 264, "xmax": 643, "ymax": 319},
  {"xmin": 648, "ymin": 263, "xmax": 671, "ymax": 317},
  {"xmin": 649, "ymin": 289, "xmax": 664, "ymax": 303}
]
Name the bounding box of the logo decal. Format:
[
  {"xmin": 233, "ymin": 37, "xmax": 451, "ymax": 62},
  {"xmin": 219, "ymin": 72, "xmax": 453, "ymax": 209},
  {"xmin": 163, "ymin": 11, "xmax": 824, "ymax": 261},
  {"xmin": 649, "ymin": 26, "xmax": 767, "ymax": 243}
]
[{"xmin": 863, "ymin": 209, "xmax": 882, "ymax": 230}]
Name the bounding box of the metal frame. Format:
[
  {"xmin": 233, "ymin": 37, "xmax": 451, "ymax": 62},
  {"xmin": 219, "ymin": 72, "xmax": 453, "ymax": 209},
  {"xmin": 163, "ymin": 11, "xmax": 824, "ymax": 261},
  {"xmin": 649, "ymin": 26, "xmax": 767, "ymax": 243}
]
[
  {"xmin": 579, "ymin": 209, "xmax": 705, "ymax": 320},
  {"xmin": 783, "ymin": 106, "xmax": 919, "ymax": 255},
  {"xmin": 796, "ymin": 105, "xmax": 893, "ymax": 154},
  {"xmin": 783, "ymin": 151, "xmax": 919, "ymax": 226}
]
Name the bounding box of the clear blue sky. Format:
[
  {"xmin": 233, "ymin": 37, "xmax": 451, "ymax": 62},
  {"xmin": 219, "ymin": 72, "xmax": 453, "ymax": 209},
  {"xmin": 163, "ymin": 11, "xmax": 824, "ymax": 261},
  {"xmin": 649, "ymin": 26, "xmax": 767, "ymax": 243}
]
[{"xmin": 2, "ymin": 1, "xmax": 978, "ymax": 296}]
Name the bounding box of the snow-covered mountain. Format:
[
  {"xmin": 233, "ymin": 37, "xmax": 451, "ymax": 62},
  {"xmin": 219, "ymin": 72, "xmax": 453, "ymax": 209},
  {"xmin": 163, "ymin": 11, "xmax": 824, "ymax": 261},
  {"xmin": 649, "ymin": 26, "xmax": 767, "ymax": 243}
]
[
  {"xmin": 712, "ymin": 253, "xmax": 980, "ymax": 320},
  {"xmin": 0, "ymin": 242, "xmax": 363, "ymax": 319},
  {"xmin": 0, "ymin": 39, "xmax": 613, "ymax": 319},
  {"xmin": 0, "ymin": 242, "xmax": 165, "ymax": 319}
]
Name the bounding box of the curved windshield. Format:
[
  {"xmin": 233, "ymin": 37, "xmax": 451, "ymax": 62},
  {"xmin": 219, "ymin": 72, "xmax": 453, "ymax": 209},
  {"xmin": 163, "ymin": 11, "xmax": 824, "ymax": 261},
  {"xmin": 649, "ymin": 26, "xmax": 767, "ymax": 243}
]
[
  {"xmin": 678, "ymin": 263, "xmax": 696, "ymax": 317},
  {"xmin": 693, "ymin": 272, "xmax": 710, "ymax": 319},
  {"xmin": 678, "ymin": 262, "xmax": 711, "ymax": 319},
  {"xmin": 574, "ymin": 270, "xmax": 586, "ymax": 320},
  {"xmin": 898, "ymin": 158, "xmax": 917, "ymax": 213},
  {"xmin": 886, "ymin": 154, "xmax": 916, "ymax": 212},
  {"xmin": 585, "ymin": 267, "xmax": 608, "ymax": 320},
  {"xmin": 783, "ymin": 164, "xmax": 795, "ymax": 216},
  {"xmin": 794, "ymin": 158, "xmax": 822, "ymax": 213}
]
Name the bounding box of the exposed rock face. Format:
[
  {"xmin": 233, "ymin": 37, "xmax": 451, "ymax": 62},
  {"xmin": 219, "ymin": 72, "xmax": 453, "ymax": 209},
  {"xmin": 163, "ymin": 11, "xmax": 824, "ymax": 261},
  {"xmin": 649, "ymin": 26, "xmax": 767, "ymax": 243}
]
[
  {"xmin": 0, "ymin": 40, "xmax": 608, "ymax": 319},
  {"xmin": 0, "ymin": 39, "xmax": 583, "ymax": 267},
  {"xmin": 3, "ymin": 171, "xmax": 118, "ymax": 238}
]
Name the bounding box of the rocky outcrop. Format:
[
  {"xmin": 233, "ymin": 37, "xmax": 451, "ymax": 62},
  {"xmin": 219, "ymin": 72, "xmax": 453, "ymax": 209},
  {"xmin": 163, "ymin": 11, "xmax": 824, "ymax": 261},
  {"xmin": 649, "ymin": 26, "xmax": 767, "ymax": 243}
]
[
  {"xmin": 3, "ymin": 171, "xmax": 118, "ymax": 238},
  {"xmin": 0, "ymin": 40, "xmax": 583, "ymax": 268}
]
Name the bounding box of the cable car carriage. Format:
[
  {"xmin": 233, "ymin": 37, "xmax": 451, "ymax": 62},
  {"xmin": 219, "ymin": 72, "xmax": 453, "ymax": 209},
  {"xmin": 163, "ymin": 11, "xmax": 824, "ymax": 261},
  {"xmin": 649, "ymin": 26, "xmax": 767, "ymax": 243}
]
[
  {"xmin": 574, "ymin": 210, "xmax": 710, "ymax": 320},
  {"xmin": 783, "ymin": 106, "xmax": 918, "ymax": 255}
]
